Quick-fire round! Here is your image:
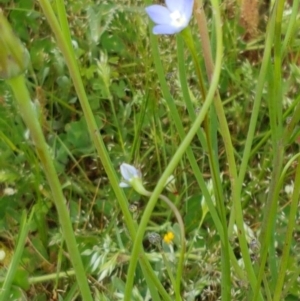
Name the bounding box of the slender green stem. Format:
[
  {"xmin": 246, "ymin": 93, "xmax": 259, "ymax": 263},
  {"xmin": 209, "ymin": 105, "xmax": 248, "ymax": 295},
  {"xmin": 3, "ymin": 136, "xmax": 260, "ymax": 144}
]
[
  {"xmin": 124, "ymin": 13, "xmax": 223, "ymax": 298},
  {"xmin": 125, "ymin": 183, "xmax": 185, "ymax": 300},
  {"xmin": 176, "ymin": 34, "xmax": 207, "ymax": 150},
  {"xmin": 279, "ymin": 153, "xmax": 300, "ymax": 186},
  {"xmin": 193, "ymin": 0, "xmax": 215, "ymax": 79},
  {"xmin": 140, "ymin": 264, "xmax": 163, "ymax": 301},
  {"xmin": 140, "ymin": 258, "xmax": 172, "ymax": 301},
  {"xmin": 281, "ymin": 0, "xmax": 299, "ymax": 56},
  {"xmin": 178, "ymin": 29, "xmax": 228, "ymax": 251},
  {"xmin": 181, "ymin": 22, "xmax": 232, "ymax": 300},
  {"xmin": 250, "ymin": 92, "xmax": 300, "ymax": 159},
  {"xmin": 25, "ymin": 270, "xmax": 76, "ymax": 284},
  {"xmin": 193, "ymin": 1, "xmax": 256, "ymax": 299},
  {"xmin": 55, "ymin": 0, "xmax": 72, "ymax": 47},
  {"xmin": 264, "ymin": 52, "xmax": 280, "ymax": 287},
  {"xmin": 283, "ymin": 96, "xmax": 300, "ymax": 146},
  {"xmin": 37, "ymin": 2, "xmax": 170, "ymax": 299},
  {"xmin": 0, "ymin": 210, "xmax": 34, "ymax": 301},
  {"xmin": 254, "ymin": 145, "xmax": 284, "ymax": 301},
  {"xmin": 273, "ymin": 94, "xmax": 300, "ymax": 301},
  {"xmin": 160, "ymin": 248, "xmax": 177, "ymax": 290},
  {"xmin": 208, "ymin": 0, "xmax": 276, "ymax": 296},
  {"xmin": 273, "ymin": 1, "xmax": 284, "ymax": 138},
  {"xmin": 158, "ymin": 194, "xmax": 185, "ymax": 299},
  {"xmin": 141, "ymin": 3, "xmax": 234, "ymax": 300},
  {"xmin": 254, "ymin": 1, "xmax": 286, "ymax": 299},
  {"xmin": 108, "ymin": 96, "xmax": 126, "ymax": 152},
  {"xmin": 178, "ymin": 30, "xmax": 226, "ymax": 223},
  {"xmin": 281, "ymin": 266, "xmax": 300, "ymax": 297},
  {"xmin": 144, "ymin": 0, "xmax": 244, "ymax": 289},
  {"xmin": 7, "ymin": 75, "xmax": 93, "ymax": 301},
  {"xmin": 180, "ymin": 27, "xmax": 206, "ymax": 100},
  {"xmin": 37, "ymin": 0, "xmax": 134, "ymax": 239},
  {"xmin": 263, "ymin": 275, "xmax": 273, "ymax": 301},
  {"xmin": 149, "ymin": 24, "xmax": 224, "ymax": 246},
  {"xmin": 235, "ymin": 0, "xmax": 276, "ymax": 213}
]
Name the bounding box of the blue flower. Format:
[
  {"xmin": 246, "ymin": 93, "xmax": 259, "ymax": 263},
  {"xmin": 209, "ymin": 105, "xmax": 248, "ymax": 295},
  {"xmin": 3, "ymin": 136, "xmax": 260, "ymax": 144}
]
[
  {"xmin": 119, "ymin": 163, "xmax": 142, "ymax": 188},
  {"xmin": 145, "ymin": 0, "xmax": 194, "ymax": 35},
  {"xmin": 119, "ymin": 163, "xmax": 148, "ymax": 196}
]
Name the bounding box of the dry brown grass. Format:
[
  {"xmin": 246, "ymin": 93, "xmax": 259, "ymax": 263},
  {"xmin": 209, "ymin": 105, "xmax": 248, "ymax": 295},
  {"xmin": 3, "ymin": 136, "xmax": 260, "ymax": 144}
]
[{"xmin": 240, "ymin": 0, "xmax": 259, "ymax": 40}]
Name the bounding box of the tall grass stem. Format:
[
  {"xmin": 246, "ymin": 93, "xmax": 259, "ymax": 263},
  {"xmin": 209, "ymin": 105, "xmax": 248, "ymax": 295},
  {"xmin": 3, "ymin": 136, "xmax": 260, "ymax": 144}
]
[
  {"xmin": 124, "ymin": 5, "xmax": 224, "ymax": 297},
  {"xmin": 0, "ymin": 210, "xmax": 34, "ymax": 301},
  {"xmin": 8, "ymin": 75, "xmax": 94, "ymax": 301},
  {"xmin": 273, "ymin": 155, "xmax": 300, "ymax": 300},
  {"xmin": 254, "ymin": 0, "xmax": 286, "ymax": 299},
  {"xmin": 38, "ymin": 1, "xmax": 170, "ymax": 299}
]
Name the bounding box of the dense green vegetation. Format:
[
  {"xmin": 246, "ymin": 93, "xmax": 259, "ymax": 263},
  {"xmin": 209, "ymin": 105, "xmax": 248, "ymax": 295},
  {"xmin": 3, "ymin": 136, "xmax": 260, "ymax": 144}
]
[{"xmin": 1, "ymin": 0, "xmax": 300, "ymax": 300}]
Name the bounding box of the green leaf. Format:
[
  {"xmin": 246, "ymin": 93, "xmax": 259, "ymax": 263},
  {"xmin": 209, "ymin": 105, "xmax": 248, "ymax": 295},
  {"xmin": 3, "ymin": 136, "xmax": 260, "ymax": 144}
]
[
  {"xmin": 184, "ymin": 195, "xmax": 202, "ymax": 233},
  {"xmin": 101, "ymin": 32, "xmax": 125, "ymax": 55},
  {"xmin": 13, "ymin": 269, "xmax": 30, "ymax": 290},
  {"xmin": 65, "ymin": 116, "xmax": 103, "ymax": 154}
]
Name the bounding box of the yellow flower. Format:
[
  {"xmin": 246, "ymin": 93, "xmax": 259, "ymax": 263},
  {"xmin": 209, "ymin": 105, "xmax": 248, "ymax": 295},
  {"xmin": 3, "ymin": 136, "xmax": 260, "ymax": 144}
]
[{"xmin": 163, "ymin": 231, "xmax": 175, "ymax": 244}]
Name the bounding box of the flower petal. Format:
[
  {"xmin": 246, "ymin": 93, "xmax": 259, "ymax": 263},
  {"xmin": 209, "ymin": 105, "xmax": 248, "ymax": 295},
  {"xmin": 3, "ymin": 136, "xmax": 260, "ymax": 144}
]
[
  {"xmin": 182, "ymin": 0, "xmax": 194, "ymax": 21},
  {"xmin": 120, "ymin": 163, "xmax": 139, "ymax": 181},
  {"xmin": 145, "ymin": 5, "xmax": 172, "ymax": 25},
  {"xmin": 165, "ymin": 0, "xmax": 185, "ymax": 12},
  {"xmin": 152, "ymin": 24, "xmax": 181, "ymax": 35},
  {"xmin": 119, "ymin": 181, "xmax": 130, "ymax": 188}
]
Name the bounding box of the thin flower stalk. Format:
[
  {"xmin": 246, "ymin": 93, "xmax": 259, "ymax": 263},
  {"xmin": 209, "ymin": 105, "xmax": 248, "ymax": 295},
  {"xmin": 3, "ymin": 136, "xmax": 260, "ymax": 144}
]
[
  {"xmin": 273, "ymin": 159, "xmax": 300, "ymax": 300},
  {"xmin": 254, "ymin": 1, "xmax": 286, "ymax": 299},
  {"xmin": 8, "ymin": 75, "xmax": 94, "ymax": 301},
  {"xmin": 123, "ymin": 2, "xmax": 223, "ymax": 295},
  {"xmin": 120, "ymin": 163, "xmax": 186, "ymax": 301},
  {"xmin": 194, "ymin": 1, "xmax": 264, "ymax": 299},
  {"xmin": 179, "ymin": 13, "xmax": 232, "ymax": 300},
  {"xmin": 0, "ymin": 12, "xmax": 94, "ymax": 301},
  {"xmin": 145, "ymin": 0, "xmax": 225, "ymax": 252},
  {"xmin": 37, "ymin": 1, "xmax": 171, "ymax": 300},
  {"xmin": 143, "ymin": 0, "xmax": 236, "ymax": 278}
]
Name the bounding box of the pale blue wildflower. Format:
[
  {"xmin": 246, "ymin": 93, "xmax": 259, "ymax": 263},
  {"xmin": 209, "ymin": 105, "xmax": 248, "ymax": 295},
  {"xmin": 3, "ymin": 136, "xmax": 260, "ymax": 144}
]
[
  {"xmin": 120, "ymin": 163, "xmax": 148, "ymax": 196},
  {"xmin": 119, "ymin": 163, "xmax": 141, "ymax": 188},
  {"xmin": 145, "ymin": 0, "xmax": 194, "ymax": 35}
]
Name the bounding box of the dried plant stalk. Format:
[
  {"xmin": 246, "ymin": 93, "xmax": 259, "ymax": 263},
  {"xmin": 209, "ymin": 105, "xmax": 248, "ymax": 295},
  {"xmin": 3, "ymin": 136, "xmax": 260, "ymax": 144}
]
[{"xmin": 240, "ymin": 0, "xmax": 259, "ymax": 40}]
